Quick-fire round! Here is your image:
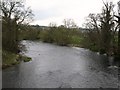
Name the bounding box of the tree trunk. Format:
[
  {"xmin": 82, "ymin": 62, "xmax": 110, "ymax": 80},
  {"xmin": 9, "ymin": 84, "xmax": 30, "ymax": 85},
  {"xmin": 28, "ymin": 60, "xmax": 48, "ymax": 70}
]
[{"xmin": 118, "ymin": 28, "xmax": 120, "ymax": 55}]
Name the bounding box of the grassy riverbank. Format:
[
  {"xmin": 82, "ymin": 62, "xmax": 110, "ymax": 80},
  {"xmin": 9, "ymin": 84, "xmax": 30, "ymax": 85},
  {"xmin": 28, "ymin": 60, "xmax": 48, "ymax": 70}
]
[{"xmin": 2, "ymin": 50, "xmax": 32, "ymax": 69}]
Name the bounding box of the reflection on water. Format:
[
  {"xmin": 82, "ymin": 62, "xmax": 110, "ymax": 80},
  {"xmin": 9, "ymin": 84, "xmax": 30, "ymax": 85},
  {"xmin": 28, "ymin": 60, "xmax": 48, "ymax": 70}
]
[{"xmin": 2, "ymin": 40, "xmax": 119, "ymax": 88}]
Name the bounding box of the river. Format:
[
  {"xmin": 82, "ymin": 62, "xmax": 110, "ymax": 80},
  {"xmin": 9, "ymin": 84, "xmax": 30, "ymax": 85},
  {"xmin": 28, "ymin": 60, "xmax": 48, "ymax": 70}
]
[{"xmin": 2, "ymin": 40, "xmax": 119, "ymax": 88}]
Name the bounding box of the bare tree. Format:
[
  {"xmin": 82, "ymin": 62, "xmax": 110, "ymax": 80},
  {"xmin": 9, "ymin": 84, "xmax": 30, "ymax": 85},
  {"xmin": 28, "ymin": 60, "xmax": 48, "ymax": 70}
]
[
  {"xmin": 84, "ymin": 1, "xmax": 115, "ymax": 54},
  {"xmin": 1, "ymin": 0, "xmax": 34, "ymax": 53},
  {"xmin": 118, "ymin": 1, "xmax": 120, "ymax": 55},
  {"xmin": 84, "ymin": 13, "xmax": 100, "ymax": 32},
  {"xmin": 114, "ymin": 1, "xmax": 120, "ymax": 56},
  {"xmin": 100, "ymin": 1, "xmax": 115, "ymax": 54},
  {"xmin": 63, "ymin": 19, "xmax": 77, "ymax": 28},
  {"xmin": 49, "ymin": 22, "xmax": 57, "ymax": 27},
  {"xmin": 0, "ymin": 0, "xmax": 34, "ymax": 24},
  {"xmin": 83, "ymin": 13, "xmax": 101, "ymax": 51}
]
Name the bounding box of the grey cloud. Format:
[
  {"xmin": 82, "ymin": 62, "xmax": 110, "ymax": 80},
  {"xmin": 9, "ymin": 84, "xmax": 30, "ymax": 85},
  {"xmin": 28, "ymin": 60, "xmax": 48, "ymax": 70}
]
[{"xmin": 33, "ymin": 7, "xmax": 60, "ymax": 20}]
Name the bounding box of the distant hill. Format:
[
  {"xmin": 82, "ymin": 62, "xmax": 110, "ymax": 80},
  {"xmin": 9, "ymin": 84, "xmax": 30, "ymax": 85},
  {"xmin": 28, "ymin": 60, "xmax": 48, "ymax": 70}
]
[
  {"xmin": 30, "ymin": 25, "xmax": 50, "ymax": 30},
  {"xmin": 30, "ymin": 25, "xmax": 90, "ymax": 32}
]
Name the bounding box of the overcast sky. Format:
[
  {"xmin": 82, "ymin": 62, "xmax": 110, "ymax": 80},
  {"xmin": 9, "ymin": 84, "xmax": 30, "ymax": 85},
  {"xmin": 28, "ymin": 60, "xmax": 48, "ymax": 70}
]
[{"xmin": 25, "ymin": 0, "xmax": 119, "ymax": 27}]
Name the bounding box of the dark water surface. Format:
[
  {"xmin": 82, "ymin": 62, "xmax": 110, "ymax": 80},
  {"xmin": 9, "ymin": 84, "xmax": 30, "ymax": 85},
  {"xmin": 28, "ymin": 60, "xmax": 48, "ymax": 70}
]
[{"xmin": 2, "ymin": 40, "xmax": 119, "ymax": 88}]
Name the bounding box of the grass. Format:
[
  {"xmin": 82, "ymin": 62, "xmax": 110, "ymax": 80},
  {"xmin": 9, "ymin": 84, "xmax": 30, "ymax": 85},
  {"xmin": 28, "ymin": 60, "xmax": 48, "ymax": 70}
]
[
  {"xmin": 71, "ymin": 36, "xmax": 83, "ymax": 44},
  {"xmin": 2, "ymin": 50, "xmax": 32, "ymax": 69},
  {"xmin": 2, "ymin": 50, "xmax": 20, "ymax": 69},
  {"xmin": 20, "ymin": 55, "xmax": 32, "ymax": 62}
]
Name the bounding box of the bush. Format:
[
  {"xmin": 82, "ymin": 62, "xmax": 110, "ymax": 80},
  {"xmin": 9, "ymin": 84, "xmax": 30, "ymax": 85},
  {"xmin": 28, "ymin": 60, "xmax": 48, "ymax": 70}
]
[
  {"xmin": 39, "ymin": 27, "xmax": 73, "ymax": 46},
  {"xmin": 19, "ymin": 28, "xmax": 40, "ymax": 40}
]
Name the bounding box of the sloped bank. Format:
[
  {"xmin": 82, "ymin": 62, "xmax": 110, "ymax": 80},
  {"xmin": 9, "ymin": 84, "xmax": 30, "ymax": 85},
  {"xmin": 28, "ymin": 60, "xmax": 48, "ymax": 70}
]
[{"xmin": 2, "ymin": 50, "xmax": 32, "ymax": 69}]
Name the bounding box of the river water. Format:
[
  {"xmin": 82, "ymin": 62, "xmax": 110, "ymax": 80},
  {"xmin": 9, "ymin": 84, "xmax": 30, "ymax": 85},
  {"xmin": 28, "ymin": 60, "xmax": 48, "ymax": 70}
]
[{"xmin": 2, "ymin": 40, "xmax": 119, "ymax": 88}]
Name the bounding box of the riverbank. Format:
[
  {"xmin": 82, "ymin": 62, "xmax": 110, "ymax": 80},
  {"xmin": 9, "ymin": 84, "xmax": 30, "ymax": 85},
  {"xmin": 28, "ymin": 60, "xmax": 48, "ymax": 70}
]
[{"xmin": 2, "ymin": 50, "xmax": 32, "ymax": 69}]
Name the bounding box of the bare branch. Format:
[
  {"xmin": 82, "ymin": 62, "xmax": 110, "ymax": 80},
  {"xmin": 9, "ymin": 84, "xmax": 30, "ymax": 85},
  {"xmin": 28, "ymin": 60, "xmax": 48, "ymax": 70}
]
[{"xmin": 1, "ymin": 0, "xmax": 34, "ymax": 24}]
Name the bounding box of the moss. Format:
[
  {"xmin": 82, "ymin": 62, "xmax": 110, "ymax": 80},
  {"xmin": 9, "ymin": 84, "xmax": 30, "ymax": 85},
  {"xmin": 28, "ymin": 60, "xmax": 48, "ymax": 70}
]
[
  {"xmin": 2, "ymin": 51, "xmax": 18, "ymax": 69},
  {"xmin": 21, "ymin": 55, "xmax": 32, "ymax": 62},
  {"xmin": 2, "ymin": 50, "xmax": 32, "ymax": 69}
]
